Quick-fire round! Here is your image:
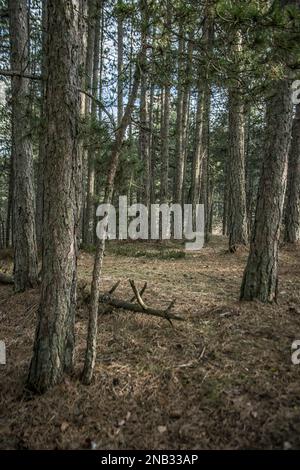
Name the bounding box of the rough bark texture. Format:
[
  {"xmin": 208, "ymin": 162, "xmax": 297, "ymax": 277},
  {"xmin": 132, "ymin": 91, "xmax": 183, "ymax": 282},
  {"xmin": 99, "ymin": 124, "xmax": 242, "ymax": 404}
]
[
  {"xmin": 9, "ymin": 0, "xmax": 38, "ymax": 291},
  {"xmin": 240, "ymin": 80, "xmax": 293, "ymax": 302},
  {"xmin": 227, "ymin": 86, "xmax": 248, "ymax": 252},
  {"xmin": 27, "ymin": 0, "xmax": 81, "ymax": 393},
  {"xmin": 284, "ymin": 103, "xmax": 300, "ymax": 243}
]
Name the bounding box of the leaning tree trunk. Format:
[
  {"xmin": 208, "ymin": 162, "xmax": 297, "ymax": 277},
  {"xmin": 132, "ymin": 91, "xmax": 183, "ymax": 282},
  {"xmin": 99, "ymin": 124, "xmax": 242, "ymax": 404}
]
[
  {"xmin": 284, "ymin": 102, "xmax": 300, "ymax": 243},
  {"xmin": 82, "ymin": 55, "xmax": 142, "ymax": 385},
  {"xmin": 240, "ymin": 79, "xmax": 293, "ymax": 302},
  {"xmin": 9, "ymin": 0, "xmax": 38, "ymax": 291},
  {"xmin": 27, "ymin": 0, "xmax": 81, "ymax": 393}
]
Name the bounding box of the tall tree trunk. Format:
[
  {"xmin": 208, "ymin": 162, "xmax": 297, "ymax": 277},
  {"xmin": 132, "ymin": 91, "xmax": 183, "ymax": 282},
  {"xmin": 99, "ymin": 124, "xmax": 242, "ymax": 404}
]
[
  {"xmin": 83, "ymin": 0, "xmax": 96, "ymax": 245},
  {"xmin": 5, "ymin": 152, "xmax": 13, "ymax": 247},
  {"xmin": 139, "ymin": 0, "xmax": 150, "ymax": 210},
  {"xmin": 160, "ymin": 7, "xmax": 171, "ymax": 204},
  {"xmin": 191, "ymin": 87, "xmax": 204, "ymax": 211},
  {"xmin": 117, "ymin": 0, "xmax": 123, "ymax": 125},
  {"xmin": 240, "ymin": 79, "xmax": 293, "ymax": 302},
  {"xmin": 82, "ymin": 55, "xmax": 142, "ymax": 385},
  {"xmin": 227, "ymin": 85, "xmax": 248, "ymax": 251},
  {"xmin": 174, "ymin": 23, "xmax": 185, "ymax": 205},
  {"xmin": 227, "ymin": 28, "xmax": 248, "ymax": 252},
  {"xmin": 35, "ymin": 0, "xmax": 47, "ymax": 250},
  {"xmin": 181, "ymin": 38, "xmax": 193, "ymax": 206},
  {"xmin": 27, "ymin": 0, "xmax": 81, "ymax": 393},
  {"xmin": 199, "ymin": 85, "xmax": 210, "ymax": 241},
  {"xmin": 9, "ymin": 0, "xmax": 38, "ymax": 291},
  {"xmin": 284, "ymin": 103, "xmax": 300, "ymax": 243},
  {"xmin": 149, "ymin": 79, "xmax": 155, "ymax": 205},
  {"xmin": 197, "ymin": 4, "xmax": 213, "ymax": 242},
  {"xmin": 85, "ymin": 0, "xmax": 102, "ymax": 246}
]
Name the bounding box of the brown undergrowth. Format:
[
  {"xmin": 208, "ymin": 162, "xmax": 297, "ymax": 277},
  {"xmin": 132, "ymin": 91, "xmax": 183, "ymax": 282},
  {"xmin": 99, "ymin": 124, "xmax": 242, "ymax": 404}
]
[{"xmin": 0, "ymin": 236, "xmax": 300, "ymax": 449}]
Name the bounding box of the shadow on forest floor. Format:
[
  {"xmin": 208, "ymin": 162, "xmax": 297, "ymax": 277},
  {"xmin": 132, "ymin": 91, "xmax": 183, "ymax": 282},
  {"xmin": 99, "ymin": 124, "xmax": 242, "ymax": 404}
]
[{"xmin": 1, "ymin": 236, "xmax": 300, "ymax": 449}]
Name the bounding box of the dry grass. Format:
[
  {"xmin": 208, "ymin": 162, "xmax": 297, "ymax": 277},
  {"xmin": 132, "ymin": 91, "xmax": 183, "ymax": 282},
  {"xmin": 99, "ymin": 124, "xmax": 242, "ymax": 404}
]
[{"xmin": 1, "ymin": 236, "xmax": 300, "ymax": 449}]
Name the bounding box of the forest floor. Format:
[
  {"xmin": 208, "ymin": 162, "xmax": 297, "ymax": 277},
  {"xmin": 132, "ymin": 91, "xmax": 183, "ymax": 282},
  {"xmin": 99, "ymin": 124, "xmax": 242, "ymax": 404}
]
[{"xmin": 1, "ymin": 236, "xmax": 300, "ymax": 450}]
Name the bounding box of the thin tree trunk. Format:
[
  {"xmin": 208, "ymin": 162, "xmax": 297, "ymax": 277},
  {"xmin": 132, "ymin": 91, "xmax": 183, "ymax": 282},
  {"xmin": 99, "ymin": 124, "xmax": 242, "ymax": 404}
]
[
  {"xmin": 191, "ymin": 87, "xmax": 204, "ymax": 210},
  {"xmin": 199, "ymin": 84, "xmax": 210, "ymax": 242},
  {"xmin": 174, "ymin": 23, "xmax": 185, "ymax": 205},
  {"xmin": 226, "ymin": 28, "xmax": 248, "ymax": 251},
  {"xmin": 82, "ymin": 54, "xmax": 142, "ymax": 385},
  {"xmin": 227, "ymin": 85, "xmax": 248, "ymax": 252},
  {"xmin": 222, "ymin": 150, "xmax": 229, "ymax": 236},
  {"xmin": 198, "ymin": 4, "xmax": 213, "ymax": 242},
  {"xmin": 27, "ymin": 0, "xmax": 81, "ymax": 393},
  {"xmin": 9, "ymin": 0, "xmax": 38, "ymax": 291},
  {"xmin": 5, "ymin": 152, "xmax": 13, "ymax": 247},
  {"xmin": 83, "ymin": 0, "xmax": 96, "ymax": 245},
  {"xmin": 85, "ymin": 0, "xmax": 102, "ymax": 246},
  {"xmin": 160, "ymin": 7, "xmax": 171, "ymax": 205},
  {"xmin": 117, "ymin": 0, "xmax": 123, "ymax": 125},
  {"xmin": 284, "ymin": 103, "xmax": 300, "ymax": 243},
  {"xmin": 139, "ymin": 0, "xmax": 150, "ymax": 210},
  {"xmin": 35, "ymin": 0, "xmax": 47, "ymax": 250}
]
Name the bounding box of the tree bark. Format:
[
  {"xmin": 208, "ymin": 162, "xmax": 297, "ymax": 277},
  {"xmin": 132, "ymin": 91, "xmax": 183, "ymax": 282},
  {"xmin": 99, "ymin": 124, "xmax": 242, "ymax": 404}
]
[
  {"xmin": 197, "ymin": 4, "xmax": 213, "ymax": 242},
  {"xmin": 160, "ymin": 6, "xmax": 171, "ymax": 205},
  {"xmin": 227, "ymin": 85, "xmax": 248, "ymax": 251},
  {"xmin": 35, "ymin": 0, "xmax": 47, "ymax": 250},
  {"xmin": 5, "ymin": 151, "xmax": 13, "ymax": 247},
  {"xmin": 8, "ymin": 0, "xmax": 39, "ymax": 291},
  {"xmin": 284, "ymin": 103, "xmax": 300, "ymax": 243},
  {"xmin": 117, "ymin": 0, "xmax": 123, "ymax": 126},
  {"xmin": 85, "ymin": 0, "xmax": 102, "ymax": 245},
  {"xmin": 139, "ymin": 0, "xmax": 151, "ymax": 210},
  {"xmin": 174, "ymin": 23, "xmax": 185, "ymax": 205},
  {"xmin": 240, "ymin": 79, "xmax": 293, "ymax": 302},
  {"xmin": 27, "ymin": 0, "xmax": 81, "ymax": 393},
  {"xmin": 227, "ymin": 29, "xmax": 248, "ymax": 252}
]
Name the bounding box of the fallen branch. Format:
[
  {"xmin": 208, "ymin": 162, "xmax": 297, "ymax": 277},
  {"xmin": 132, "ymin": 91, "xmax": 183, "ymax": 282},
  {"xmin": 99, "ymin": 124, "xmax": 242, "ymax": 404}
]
[
  {"xmin": 103, "ymin": 297, "xmax": 184, "ymax": 322},
  {"xmin": 97, "ymin": 279, "xmax": 184, "ymax": 323}
]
